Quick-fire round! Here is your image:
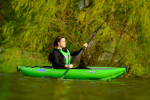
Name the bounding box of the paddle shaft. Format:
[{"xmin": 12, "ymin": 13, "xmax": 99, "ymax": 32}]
[{"xmin": 61, "ymin": 19, "xmax": 106, "ymax": 79}]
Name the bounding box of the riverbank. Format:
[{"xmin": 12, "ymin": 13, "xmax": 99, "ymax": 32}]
[
  {"xmin": 0, "ymin": 48, "xmax": 51, "ymax": 72},
  {"xmin": 0, "ymin": 48, "xmax": 150, "ymax": 78}
]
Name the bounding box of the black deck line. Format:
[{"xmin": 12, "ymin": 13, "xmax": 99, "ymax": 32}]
[
  {"xmin": 32, "ymin": 66, "xmax": 117, "ymax": 70},
  {"xmin": 24, "ymin": 66, "xmax": 127, "ymax": 70},
  {"xmin": 90, "ymin": 68, "xmax": 115, "ymax": 70},
  {"xmin": 42, "ymin": 66, "xmax": 116, "ymax": 70}
]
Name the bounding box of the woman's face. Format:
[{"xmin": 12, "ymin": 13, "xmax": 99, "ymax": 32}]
[{"xmin": 58, "ymin": 38, "xmax": 66, "ymax": 48}]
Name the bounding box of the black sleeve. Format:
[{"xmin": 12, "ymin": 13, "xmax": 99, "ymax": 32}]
[
  {"xmin": 53, "ymin": 50, "xmax": 65, "ymax": 68},
  {"xmin": 70, "ymin": 48, "xmax": 83, "ymax": 56}
]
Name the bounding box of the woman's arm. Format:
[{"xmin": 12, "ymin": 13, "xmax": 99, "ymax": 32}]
[
  {"xmin": 70, "ymin": 43, "xmax": 88, "ymax": 56},
  {"xmin": 53, "ymin": 50, "xmax": 66, "ymax": 68},
  {"xmin": 70, "ymin": 48, "xmax": 83, "ymax": 56},
  {"xmin": 53, "ymin": 50, "xmax": 73, "ymax": 68}
]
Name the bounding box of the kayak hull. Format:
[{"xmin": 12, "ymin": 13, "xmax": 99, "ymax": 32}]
[{"xmin": 18, "ymin": 66, "xmax": 129, "ymax": 80}]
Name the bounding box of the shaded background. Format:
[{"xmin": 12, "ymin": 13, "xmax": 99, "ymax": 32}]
[{"xmin": 0, "ymin": 0, "xmax": 150, "ymax": 77}]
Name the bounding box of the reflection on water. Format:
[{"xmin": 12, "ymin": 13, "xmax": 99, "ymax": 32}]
[{"xmin": 0, "ymin": 72, "xmax": 150, "ymax": 100}]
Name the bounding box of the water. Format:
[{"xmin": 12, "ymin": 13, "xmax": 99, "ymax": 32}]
[{"xmin": 0, "ymin": 72, "xmax": 150, "ymax": 100}]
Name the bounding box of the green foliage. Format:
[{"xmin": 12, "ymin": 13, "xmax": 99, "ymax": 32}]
[
  {"xmin": 1, "ymin": 0, "xmax": 150, "ymax": 77},
  {"xmin": 0, "ymin": 48, "xmax": 50, "ymax": 72}
]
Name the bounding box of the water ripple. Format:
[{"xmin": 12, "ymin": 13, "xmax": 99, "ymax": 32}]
[{"xmin": 108, "ymin": 89, "xmax": 120, "ymax": 92}]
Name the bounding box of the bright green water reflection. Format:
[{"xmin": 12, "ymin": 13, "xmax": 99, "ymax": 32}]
[{"xmin": 0, "ymin": 72, "xmax": 150, "ymax": 100}]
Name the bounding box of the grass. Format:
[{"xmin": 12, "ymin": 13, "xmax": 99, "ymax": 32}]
[{"xmin": 0, "ymin": 48, "xmax": 51, "ymax": 72}]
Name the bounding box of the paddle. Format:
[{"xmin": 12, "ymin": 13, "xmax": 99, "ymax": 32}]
[{"xmin": 61, "ymin": 19, "xmax": 107, "ymax": 79}]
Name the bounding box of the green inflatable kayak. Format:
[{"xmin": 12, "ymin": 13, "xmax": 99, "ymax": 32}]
[{"xmin": 17, "ymin": 66, "xmax": 130, "ymax": 80}]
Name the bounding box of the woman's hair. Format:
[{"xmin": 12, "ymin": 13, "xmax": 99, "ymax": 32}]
[{"xmin": 48, "ymin": 36, "xmax": 65, "ymax": 63}]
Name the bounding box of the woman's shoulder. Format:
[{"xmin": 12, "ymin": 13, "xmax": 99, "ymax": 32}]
[
  {"xmin": 52, "ymin": 49, "xmax": 60, "ymax": 52},
  {"xmin": 52, "ymin": 48, "xmax": 68, "ymax": 53},
  {"xmin": 52, "ymin": 49, "xmax": 62, "ymax": 56}
]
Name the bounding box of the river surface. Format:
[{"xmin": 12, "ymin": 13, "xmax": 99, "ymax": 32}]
[{"xmin": 0, "ymin": 72, "xmax": 150, "ymax": 100}]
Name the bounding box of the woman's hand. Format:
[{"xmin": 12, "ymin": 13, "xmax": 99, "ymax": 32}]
[
  {"xmin": 84, "ymin": 43, "xmax": 88, "ymax": 49},
  {"xmin": 65, "ymin": 64, "xmax": 73, "ymax": 68}
]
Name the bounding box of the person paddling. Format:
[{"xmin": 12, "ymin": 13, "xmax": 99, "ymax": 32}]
[{"xmin": 48, "ymin": 36, "xmax": 89, "ymax": 69}]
